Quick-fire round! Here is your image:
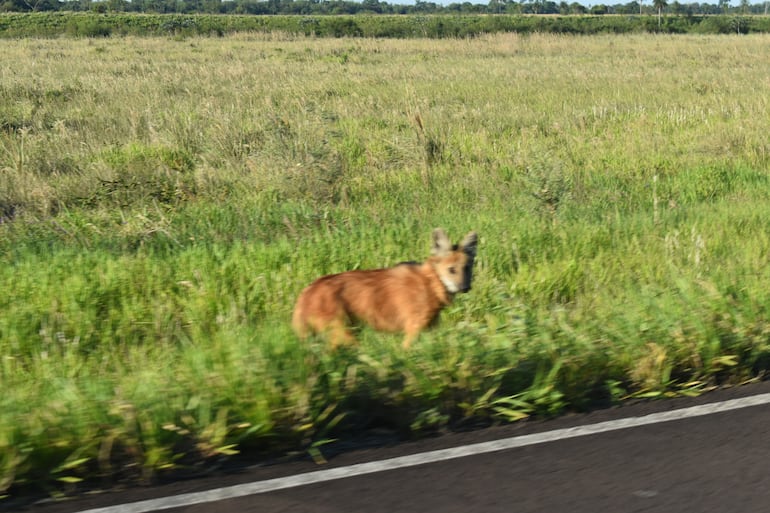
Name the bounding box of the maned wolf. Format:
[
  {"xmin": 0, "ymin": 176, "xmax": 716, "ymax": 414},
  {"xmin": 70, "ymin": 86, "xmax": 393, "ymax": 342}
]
[{"xmin": 292, "ymin": 228, "xmax": 478, "ymax": 349}]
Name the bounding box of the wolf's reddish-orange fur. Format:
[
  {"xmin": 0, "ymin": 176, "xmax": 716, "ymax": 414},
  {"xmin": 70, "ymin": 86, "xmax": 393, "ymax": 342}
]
[{"xmin": 292, "ymin": 229, "xmax": 478, "ymax": 349}]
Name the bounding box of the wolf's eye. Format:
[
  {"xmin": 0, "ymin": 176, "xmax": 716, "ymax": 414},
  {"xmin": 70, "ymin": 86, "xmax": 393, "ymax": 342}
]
[{"xmin": 448, "ymin": 267, "xmax": 456, "ymax": 274}]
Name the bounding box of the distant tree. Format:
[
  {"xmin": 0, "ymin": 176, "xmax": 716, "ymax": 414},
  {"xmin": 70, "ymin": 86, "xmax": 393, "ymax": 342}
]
[
  {"xmin": 520, "ymin": 0, "xmax": 535, "ymax": 13},
  {"xmin": 447, "ymin": 1, "xmax": 484, "ymax": 12},
  {"xmin": 202, "ymin": 0, "xmax": 221, "ymax": 13},
  {"xmin": 20, "ymin": 0, "xmax": 54, "ymax": 11},
  {"xmin": 542, "ymin": 0, "xmax": 558, "ymax": 12},
  {"xmin": 361, "ymin": 0, "xmax": 382, "ymax": 13},
  {"xmin": 560, "ymin": 1, "xmax": 584, "ymax": 14},
  {"xmin": 488, "ymin": 0, "xmax": 503, "ymax": 13},
  {"xmin": 1, "ymin": 0, "xmax": 28, "ymax": 10},
  {"xmin": 523, "ymin": 0, "xmax": 555, "ymax": 13},
  {"xmin": 718, "ymin": 0, "xmax": 728, "ymax": 13},
  {"xmin": 653, "ymin": 0, "xmax": 667, "ymax": 27},
  {"xmin": 590, "ymin": 3, "xmax": 607, "ymax": 14},
  {"xmin": 65, "ymin": 0, "xmax": 92, "ymax": 11},
  {"xmin": 615, "ymin": 1, "xmax": 638, "ymax": 14},
  {"xmin": 140, "ymin": 0, "xmax": 173, "ymax": 13},
  {"xmin": 414, "ymin": 0, "xmax": 439, "ymax": 13}
]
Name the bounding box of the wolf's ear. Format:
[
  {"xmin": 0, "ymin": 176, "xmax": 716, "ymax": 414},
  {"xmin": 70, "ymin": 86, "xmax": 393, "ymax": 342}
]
[
  {"xmin": 431, "ymin": 228, "xmax": 452, "ymax": 256},
  {"xmin": 459, "ymin": 231, "xmax": 478, "ymax": 258}
]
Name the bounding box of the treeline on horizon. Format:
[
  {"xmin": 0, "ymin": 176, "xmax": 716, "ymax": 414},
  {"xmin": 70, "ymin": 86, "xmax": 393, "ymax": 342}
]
[
  {"xmin": 4, "ymin": 0, "xmax": 770, "ymax": 16},
  {"xmin": 1, "ymin": 11, "xmax": 769, "ymax": 37}
]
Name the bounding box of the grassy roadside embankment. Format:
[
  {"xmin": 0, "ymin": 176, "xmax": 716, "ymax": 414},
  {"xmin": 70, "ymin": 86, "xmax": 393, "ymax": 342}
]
[{"xmin": 2, "ymin": 33, "xmax": 770, "ymax": 498}]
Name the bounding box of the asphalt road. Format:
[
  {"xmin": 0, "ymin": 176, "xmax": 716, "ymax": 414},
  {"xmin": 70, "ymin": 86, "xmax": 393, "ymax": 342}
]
[{"xmin": 15, "ymin": 380, "xmax": 770, "ymax": 513}]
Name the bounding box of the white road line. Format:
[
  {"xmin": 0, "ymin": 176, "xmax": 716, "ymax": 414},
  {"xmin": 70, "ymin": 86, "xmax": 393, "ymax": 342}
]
[{"xmin": 76, "ymin": 392, "xmax": 770, "ymax": 513}]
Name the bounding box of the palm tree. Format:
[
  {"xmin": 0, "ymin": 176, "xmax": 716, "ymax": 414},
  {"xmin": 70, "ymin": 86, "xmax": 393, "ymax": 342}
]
[{"xmin": 652, "ymin": 0, "xmax": 667, "ymax": 28}]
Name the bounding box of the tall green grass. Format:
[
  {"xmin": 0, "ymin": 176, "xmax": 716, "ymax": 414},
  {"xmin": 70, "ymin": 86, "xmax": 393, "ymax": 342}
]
[{"xmin": 3, "ymin": 33, "xmax": 770, "ymax": 499}]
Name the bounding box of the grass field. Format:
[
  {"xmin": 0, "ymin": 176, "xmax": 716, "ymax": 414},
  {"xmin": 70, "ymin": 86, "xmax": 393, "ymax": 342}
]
[{"xmin": 3, "ymin": 32, "xmax": 770, "ymax": 498}]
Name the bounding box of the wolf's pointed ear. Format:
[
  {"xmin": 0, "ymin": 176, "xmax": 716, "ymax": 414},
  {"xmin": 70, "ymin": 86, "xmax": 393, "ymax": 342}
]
[
  {"xmin": 460, "ymin": 232, "xmax": 478, "ymax": 258},
  {"xmin": 431, "ymin": 228, "xmax": 452, "ymax": 256}
]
